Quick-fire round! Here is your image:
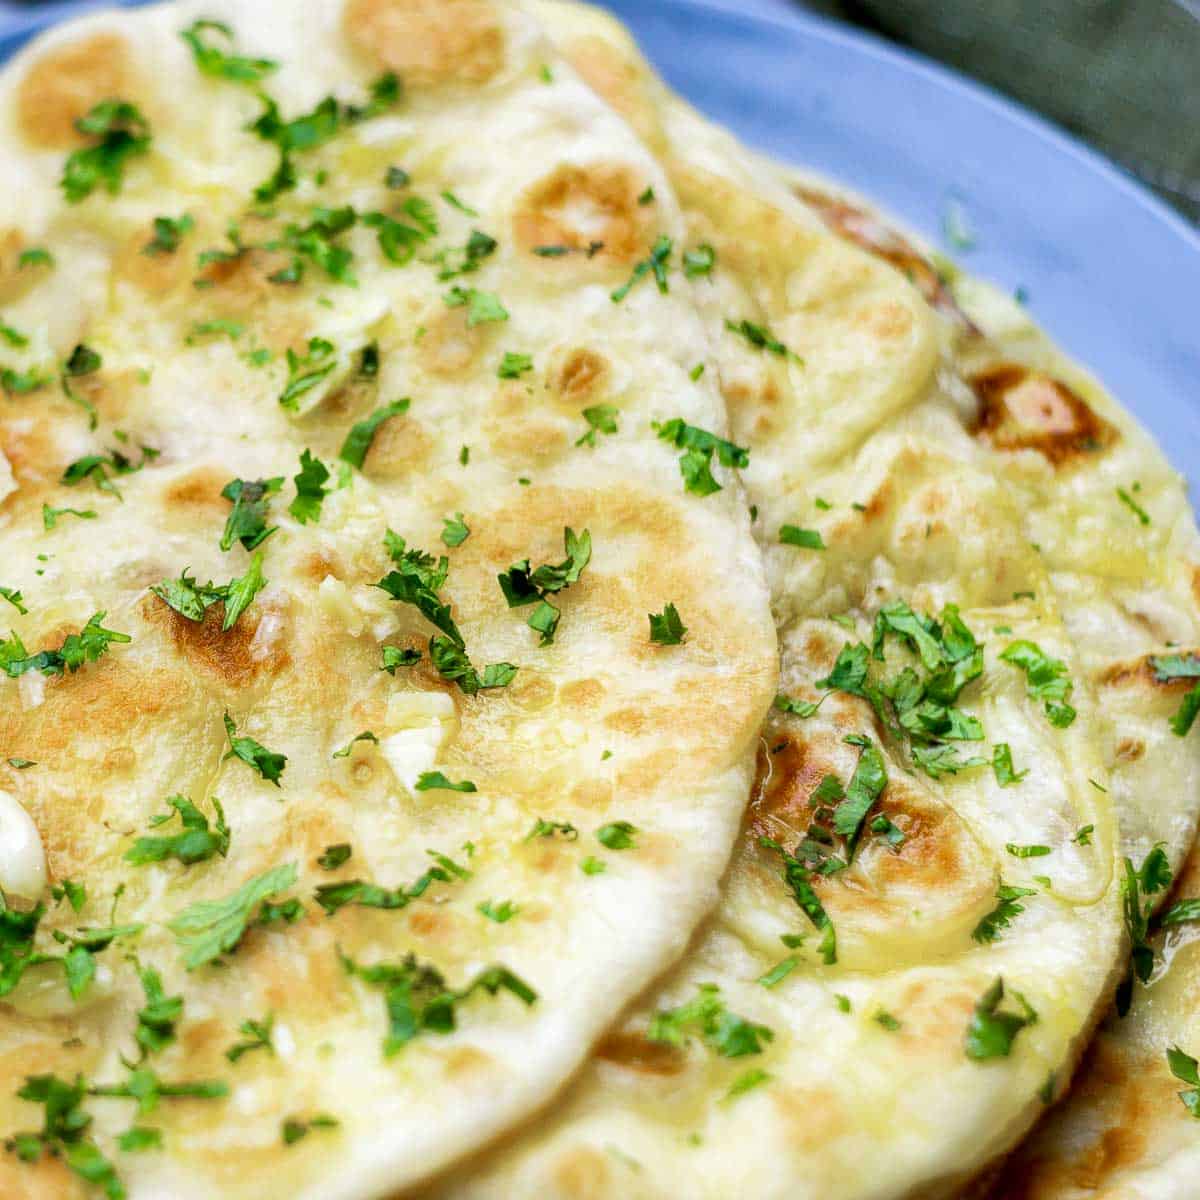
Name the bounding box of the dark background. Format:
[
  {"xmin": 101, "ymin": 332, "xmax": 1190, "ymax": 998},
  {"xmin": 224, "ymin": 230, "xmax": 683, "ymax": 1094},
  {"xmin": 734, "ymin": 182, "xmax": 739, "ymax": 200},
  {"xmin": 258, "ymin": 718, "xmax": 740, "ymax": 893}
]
[{"xmin": 787, "ymin": 0, "xmax": 1200, "ymax": 225}]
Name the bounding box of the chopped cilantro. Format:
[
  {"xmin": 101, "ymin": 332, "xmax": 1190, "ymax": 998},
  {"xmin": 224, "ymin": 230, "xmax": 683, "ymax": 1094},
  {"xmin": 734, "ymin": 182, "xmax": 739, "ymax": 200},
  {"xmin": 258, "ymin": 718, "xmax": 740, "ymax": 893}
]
[
  {"xmin": 180, "ymin": 19, "xmax": 277, "ymax": 83},
  {"xmin": 222, "ymin": 711, "xmax": 286, "ymax": 786},
  {"xmin": 1116, "ymin": 844, "xmax": 1172, "ymax": 1015},
  {"xmin": 444, "ymin": 286, "xmax": 508, "ymax": 326},
  {"xmin": 654, "ymin": 418, "xmax": 749, "ymax": 497},
  {"xmin": 226, "ymin": 1014, "xmax": 275, "ymax": 1063},
  {"xmin": 125, "ymin": 796, "xmax": 229, "ymax": 866},
  {"xmin": 0, "ymin": 586, "xmax": 27, "ymax": 615},
  {"xmin": 611, "ymin": 235, "xmax": 672, "ymax": 302},
  {"xmin": 338, "ymin": 951, "xmax": 536, "ymax": 1056},
  {"xmin": 288, "ymin": 449, "xmax": 330, "ymax": 524},
  {"xmin": 1149, "ymin": 652, "xmax": 1200, "ymax": 736},
  {"xmin": 1160, "ymin": 897, "xmax": 1200, "ymax": 927},
  {"xmin": 498, "ymin": 526, "xmax": 591, "ymax": 646},
  {"xmin": 477, "ymin": 899, "xmax": 520, "ymax": 923},
  {"xmin": 647, "ymin": 983, "xmax": 773, "ymax": 1058},
  {"xmin": 637, "ymin": 186, "xmax": 655, "ymax": 206},
  {"xmin": 282, "ymin": 1114, "xmax": 338, "ymax": 1144},
  {"xmin": 1167, "ymin": 1046, "xmax": 1200, "ymax": 1118},
  {"xmin": 441, "ymin": 513, "xmax": 470, "ymax": 548},
  {"xmin": 220, "ymin": 476, "xmax": 283, "ymax": 551},
  {"xmin": 386, "ymin": 166, "xmax": 410, "ymax": 189},
  {"xmin": 2, "ymin": 366, "xmax": 51, "ymax": 396},
  {"xmin": 576, "ymin": 403, "xmax": 619, "ymax": 448},
  {"xmin": 143, "ymin": 213, "xmax": 194, "ymax": 256},
  {"xmin": 0, "ymin": 612, "xmax": 129, "ymax": 679},
  {"xmin": 332, "ymin": 732, "xmax": 378, "ymax": 759},
  {"xmin": 1006, "ymin": 843, "xmax": 1051, "ymax": 858},
  {"xmin": 317, "ymin": 844, "xmax": 353, "ymax": 871},
  {"xmin": 1000, "ymin": 640, "xmax": 1076, "ymax": 728},
  {"xmin": 757, "ymin": 956, "xmax": 799, "ymax": 988},
  {"xmin": 1116, "ymin": 485, "xmax": 1151, "ymax": 526},
  {"xmin": 1073, "ymin": 824, "xmax": 1095, "ymax": 846},
  {"xmin": 414, "ymin": 771, "xmax": 477, "ymax": 793},
  {"xmin": 133, "ymin": 962, "xmax": 183, "ymax": 1058},
  {"xmin": 525, "ymin": 819, "xmax": 578, "ymax": 842},
  {"xmin": 42, "ymin": 504, "xmax": 96, "ymax": 530},
  {"xmin": 760, "ymin": 836, "xmax": 837, "ymax": 964},
  {"xmin": 725, "ymin": 318, "xmax": 801, "ymax": 363},
  {"xmin": 18, "ymin": 247, "xmax": 53, "ymax": 269},
  {"xmin": 168, "ymin": 862, "xmax": 298, "ymax": 969},
  {"xmin": 498, "ymin": 351, "xmax": 533, "ymax": 380},
  {"xmin": 973, "ymin": 882, "xmax": 1037, "ymax": 944},
  {"xmin": 441, "ymin": 190, "xmax": 479, "ymax": 217},
  {"xmin": 991, "ymin": 742, "xmax": 1028, "ymax": 787},
  {"xmin": 381, "ymin": 645, "xmax": 421, "ymax": 674},
  {"xmin": 339, "ymin": 398, "xmax": 411, "ymax": 469},
  {"xmin": 61, "ymin": 100, "xmax": 151, "ymax": 204},
  {"xmin": 434, "ymin": 229, "xmax": 497, "ymax": 280},
  {"xmin": 780, "ymin": 525, "xmax": 825, "ymax": 550},
  {"xmin": 580, "ymin": 856, "xmax": 606, "ymax": 875},
  {"xmin": 596, "ymin": 821, "xmax": 638, "ymax": 850},
  {"xmin": 682, "ymin": 244, "xmax": 716, "ymax": 278},
  {"xmin": 873, "ymin": 1010, "xmax": 902, "ymax": 1032},
  {"xmin": 279, "ymin": 337, "xmax": 337, "ymax": 411},
  {"xmin": 364, "ymin": 197, "xmax": 439, "ymax": 265},
  {"xmin": 965, "ymin": 978, "xmax": 1037, "ymax": 1060},
  {"xmin": 0, "ymin": 321, "xmax": 28, "ymax": 348},
  {"xmin": 648, "ymin": 603, "xmax": 687, "ymax": 646}
]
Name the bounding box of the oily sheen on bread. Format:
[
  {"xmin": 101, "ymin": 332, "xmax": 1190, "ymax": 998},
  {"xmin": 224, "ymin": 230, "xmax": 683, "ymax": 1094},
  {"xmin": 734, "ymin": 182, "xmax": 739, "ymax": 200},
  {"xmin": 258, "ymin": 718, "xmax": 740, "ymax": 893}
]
[
  {"xmin": 0, "ymin": 3, "xmax": 778, "ymax": 1197},
  {"xmin": 423, "ymin": 4, "xmax": 1127, "ymax": 1197}
]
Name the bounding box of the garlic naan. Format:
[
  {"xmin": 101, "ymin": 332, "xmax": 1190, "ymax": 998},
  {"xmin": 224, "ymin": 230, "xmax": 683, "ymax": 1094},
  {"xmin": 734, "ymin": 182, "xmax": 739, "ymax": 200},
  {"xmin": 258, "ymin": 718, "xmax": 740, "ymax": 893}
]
[
  {"xmin": 427, "ymin": 5, "xmax": 1126, "ymax": 1196},
  {"xmin": 0, "ymin": 3, "xmax": 777, "ymax": 1197}
]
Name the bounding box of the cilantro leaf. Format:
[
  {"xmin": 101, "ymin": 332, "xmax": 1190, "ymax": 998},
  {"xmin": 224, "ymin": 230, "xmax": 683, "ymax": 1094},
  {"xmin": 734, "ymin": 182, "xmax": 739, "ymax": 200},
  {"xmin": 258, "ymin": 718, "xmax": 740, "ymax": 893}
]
[
  {"xmin": 654, "ymin": 418, "xmax": 749, "ymax": 497},
  {"xmin": 282, "ymin": 1114, "xmax": 338, "ymax": 1144},
  {"xmin": 133, "ymin": 962, "xmax": 183, "ymax": 1058},
  {"xmin": 964, "ymin": 977, "xmax": 1038, "ymax": 1060},
  {"xmin": 760, "ymin": 836, "xmax": 837, "ymax": 964},
  {"xmin": 221, "ymin": 550, "xmax": 267, "ymax": 631},
  {"xmin": 125, "ymin": 796, "xmax": 229, "ymax": 866},
  {"xmin": 611, "ymin": 235, "xmax": 672, "ymax": 302},
  {"xmin": 596, "ymin": 822, "xmax": 638, "ymax": 850},
  {"xmin": 780, "ymin": 525, "xmax": 825, "ymax": 550},
  {"xmin": 830, "ymin": 738, "xmax": 888, "ymax": 862},
  {"xmin": 682, "ymin": 244, "xmax": 716, "ymax": 278},
  {"xmin": 220, "ymin": 476, "xmax": 283, "ymax": 551},
  {"xmin": 61, "ymin": 101, "xmax": 151, "ymax": 204},
  {"xmin": 973, "ymin": 882, "xmax": 1038, "ymax": 944},
  {"xmin": 332, "ymin": 732, "xmax": 377, "ymax": 759},
  {"xmin": 498, "ymin": 351, "xmax": 533, "ymax": 380},
  {"xmin": 647, "ymin": 983, "xmax": 773, "ymax": 1058},
  {"xmin": 226, "ymin": 1013, "xmax": 275, "ymax": 1063},
  {"xmin": 477, "ymin": 899, "xmax": 520, "ymax": 923},
  {"xmin": 222, "ymin": 711, "xmax": 286, "ymax": 786},
  {"xmin": 1000, "ymin": 640, "xmax": 1077, "ymax": 728},
  {"xmin": 648, "ymin": 602, "xmax": 687, "ymax": 645},
  {"xmin": 143, "ymin": 213, "xmax": 194, "ymax": 256},
  {"xmin": 441, "ymin": 513, "xmax": 470, "ymax": 548},
  {"xmin": 1116, "ymin": 845, "xmax": 1173, "ymax": 1015},
  {"xmin": 381, "ymin": 645, "xmax": 421, "ymax": 674},
  {"xmin": 1167, "ymin": 1045, "xmax": 1200, "ymax": 1118},
  {"xmin": 0, "ymin": 586, "xmax": 27, "ymax": 615},
  {"xmin": 991, "ymin": 742, "xmax": 1028, "ymax": 787},
  {"xmin": 576, "ymin": 403, "xmax": 619, "ymax": 448},
  {"xmin": 339, "ymin": 398, "xmax": 410, "ymax": 469},
  {"xmin": 1, "ymin": 612, "xmax": 129, "ymax": 679},
  {"xmin": 339, "ymin": 951, "xmax": 536, "ymax": 1056},
  {"xmin": 168, "ymin": 863, "xmax": 298, "ymax": 969},
  {"xmin": 181, "ymin": 19, "xmax": 277, "ymax": 83},
  {"xmin": 444, "ymin": 286, "xmax": 508, "ymax": 326},
  {"xmin": 1116, "ymin": 485, "xmax": 1151, "ymax": 526},
  {"xmin": 498, "ymin": 527, "xmax": 591, "ymax": 646},
  {"xmin": 288, "ymin": 450, "xmax": 330, "ymax": 524},
  {"xmin": 725, "ymin": 318, "xmax": 801, "ymax": 363},
  {"xmin": 279, "ymin": 337, "xmax": 337, "ymax": 411},
  {"xmin": 414, "ymin": 771, "xmax": 477, "ymax": 793},
  {"xmin": 434, "ymin": 229, "xmax": 497, "ymax": 281},
  {"xmin": 363, "ymin": 197, "xmax": 438, "ymax": 265}
]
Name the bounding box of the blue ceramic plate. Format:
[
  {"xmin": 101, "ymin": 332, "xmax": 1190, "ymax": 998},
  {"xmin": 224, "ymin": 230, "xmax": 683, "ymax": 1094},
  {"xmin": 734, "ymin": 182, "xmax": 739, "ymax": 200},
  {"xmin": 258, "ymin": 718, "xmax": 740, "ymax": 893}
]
[{"xmin": 3, "ymin": 0, "xmax": 1198, "ymax": 484}]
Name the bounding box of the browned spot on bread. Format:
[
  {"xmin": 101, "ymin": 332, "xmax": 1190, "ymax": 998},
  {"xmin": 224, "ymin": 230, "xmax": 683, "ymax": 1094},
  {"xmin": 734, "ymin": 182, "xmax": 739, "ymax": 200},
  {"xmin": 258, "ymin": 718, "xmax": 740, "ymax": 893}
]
[
  {"xmin": 418, "ymin": 305, "xmax": 486, "ymax": 378},
  {"xmin": 1099, "ymin": 651, "xmax": 1200, "ymax": 694},
  {"xmin": 514, "ymin": 163, "xmax": 654, "ymax": 264},
  {"xmin": 485, "ymin": 381, "xmax": 568, "ymax": 463},
  {"xmin": 0, "ymin": 229, "xmax": 44, "ymax": 305},
  {"xmin": 794, "ymin": 184, "xmax": 975, "ymax": 329},
  {"xmin": 144, "ymin": 593, "xmax": 288, "ymax": 687},
  {"xmin": 362, "ymin": 406, "xmax": 431, "ymax": 479},
  {"xmin": 16, "ymin": 33, "xmax": 138, "ymax": 147},
  {"xmin": 548, "ymin": 1145, "xmax": 615, "ymax": 1199},
  {"xmin": 161, "ymin": 466, "xmax": 228, "ymax": 517},
  {"xmin": 595, "ymin": 1030, "xmax": 686, "ymax": 1075},
  {"xmin": 554, "ymin": 347, "xmax": 610, "ymax": 403},
  {"xmin": 1115, "ymin": 738, "xmax": 1145, "ymax": 763},
  {"xmin": 970, "ymin": 365, "xmax": 1117, "ymax": 465},
  {"xmin": 114, "ymin": 227, "xmax": 193, "ymax": 295},
  {"xmin": 343, "ymin": 0, "xmax": 505, "ymax": 87},
  {"xmin": 562, "ymin": 34, "xmax": 665, "ymax": 150},
  {"xmin": 559, "ymin": 677, "xmax": 606, "ymax": 709}
]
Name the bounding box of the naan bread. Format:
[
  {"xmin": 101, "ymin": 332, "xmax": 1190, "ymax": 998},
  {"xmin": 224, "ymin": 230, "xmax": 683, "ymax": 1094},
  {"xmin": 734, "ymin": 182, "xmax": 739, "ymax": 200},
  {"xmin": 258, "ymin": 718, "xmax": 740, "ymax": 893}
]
[
  {"xmin": 426, "ymin": 5, "xmax": 1126, "ymax": 1196},
  {"xmin": 991, "ymin": 843, "xmax": 1200, "ymax": 1199},
  {"xmin": 0, "ymin": 3, "xmax": 777, "ymax": 1197}
]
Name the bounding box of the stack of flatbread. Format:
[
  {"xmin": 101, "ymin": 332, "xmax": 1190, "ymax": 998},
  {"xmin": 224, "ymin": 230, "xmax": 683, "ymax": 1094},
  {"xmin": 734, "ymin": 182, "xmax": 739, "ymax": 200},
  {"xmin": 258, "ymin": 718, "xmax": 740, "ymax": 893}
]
[{"xmin": 0, "ymin": 2, "xmax": 1195, "ymax": 1197}]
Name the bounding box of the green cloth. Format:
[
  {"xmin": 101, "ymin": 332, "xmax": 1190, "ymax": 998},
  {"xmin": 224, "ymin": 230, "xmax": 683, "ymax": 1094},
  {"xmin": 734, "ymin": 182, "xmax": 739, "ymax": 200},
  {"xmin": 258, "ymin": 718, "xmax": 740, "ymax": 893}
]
[{"xmin": 806, "ymin": 0, "xmax": 1200, "ymax": 224}]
